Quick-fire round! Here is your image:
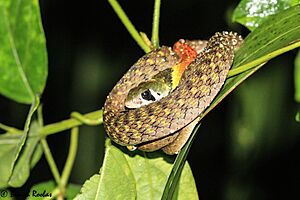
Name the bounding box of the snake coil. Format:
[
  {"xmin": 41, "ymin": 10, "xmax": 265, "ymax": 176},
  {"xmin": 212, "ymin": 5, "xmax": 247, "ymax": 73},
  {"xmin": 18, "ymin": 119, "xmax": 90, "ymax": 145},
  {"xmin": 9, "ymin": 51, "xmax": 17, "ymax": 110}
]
[{"xmin": 104, "ymin": 31, "xmax": 243, "ymax": 149}]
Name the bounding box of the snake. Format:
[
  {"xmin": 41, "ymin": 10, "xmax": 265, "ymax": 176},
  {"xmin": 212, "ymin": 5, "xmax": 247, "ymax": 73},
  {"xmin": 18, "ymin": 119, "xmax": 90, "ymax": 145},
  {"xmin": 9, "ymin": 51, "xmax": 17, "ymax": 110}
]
[{"xmin": 103, "ymin": 31, "xmax": 243, "ymax": 154}]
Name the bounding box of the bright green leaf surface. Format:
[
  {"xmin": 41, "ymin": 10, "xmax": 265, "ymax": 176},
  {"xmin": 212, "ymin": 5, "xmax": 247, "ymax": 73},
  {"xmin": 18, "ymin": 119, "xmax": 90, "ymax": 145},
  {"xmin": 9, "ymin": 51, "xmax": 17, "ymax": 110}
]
[
  {"xmin": 27, "ymin": 181, "xmax": 80, "ymax": 199},
  {"xmin": 124, "ymin": 151, "xmax": 198, "ymax": 200},
  {"xmin": 66, "ymin": 184, "xmax": 82, "ymax": 199},
  {"xmin": 294, "ymin": 50, "xmax": 300, "ymax": 102},
  {"xmin": 8, "ymin": 122, "xmax": 42, "ymax": 187},
  {"xmin": 74, "ymin": 175, "xmax": 101, "ymax": 200},
  {"xmin": 27, "ymin": 181, "xmax": 55, "ymax": 200},
  {"xmin": 0, "ymin": 99, "xmax": 40, "ymax": 188},
  {"xmin": 232, "ymin": 0, "xmax": 300, "ymax": 30},
  {"xmin": 0, "ymin": 0, "xmax": 47, "ymax": 104},
  {"xmin": 75, "ymin": 140, "xmax": 198, "ymax": 200},
  {"xmin": 75, "ymin": 140, "xmax": 136, "ymax": 200}
]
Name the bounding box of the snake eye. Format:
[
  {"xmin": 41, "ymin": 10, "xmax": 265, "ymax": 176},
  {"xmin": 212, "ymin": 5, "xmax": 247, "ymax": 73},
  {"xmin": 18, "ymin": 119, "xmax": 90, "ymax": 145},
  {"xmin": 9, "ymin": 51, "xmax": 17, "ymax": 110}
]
[{"xmin": 141, "ymin": 89, "xmax": 156, "ymax": 101}]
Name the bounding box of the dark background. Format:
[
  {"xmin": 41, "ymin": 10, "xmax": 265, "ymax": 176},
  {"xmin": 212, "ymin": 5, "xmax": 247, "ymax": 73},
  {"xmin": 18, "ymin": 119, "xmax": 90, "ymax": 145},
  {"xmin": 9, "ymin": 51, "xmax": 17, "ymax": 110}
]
[{"xmin": 1, "ymin": 0, "xmax": 299, "ymax": 199}]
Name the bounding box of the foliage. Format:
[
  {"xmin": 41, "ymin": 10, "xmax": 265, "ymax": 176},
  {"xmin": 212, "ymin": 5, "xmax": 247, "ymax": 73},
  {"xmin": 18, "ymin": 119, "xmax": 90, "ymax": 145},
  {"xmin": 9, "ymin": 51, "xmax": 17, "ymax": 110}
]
[
  {"xmin": 0, "ymin": 0, "xmax": 47, "ymax": 104},
  {"xmin": 74, "ymin": 140, "xmax": 197, "ymax": 200}
]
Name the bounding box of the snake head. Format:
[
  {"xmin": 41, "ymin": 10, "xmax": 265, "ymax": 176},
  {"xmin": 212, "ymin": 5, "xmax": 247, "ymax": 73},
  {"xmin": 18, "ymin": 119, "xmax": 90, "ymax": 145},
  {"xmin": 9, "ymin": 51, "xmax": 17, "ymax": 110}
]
[{"xmin": 125, "ymin": 78, "xmax": 171, "ymax": 109}]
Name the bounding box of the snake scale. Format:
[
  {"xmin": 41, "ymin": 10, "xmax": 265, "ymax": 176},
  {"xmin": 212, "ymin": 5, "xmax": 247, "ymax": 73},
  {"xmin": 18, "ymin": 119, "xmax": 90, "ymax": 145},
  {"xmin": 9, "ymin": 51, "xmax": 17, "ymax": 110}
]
[{"xmin": 103, "ymin": 31, "xmax": 243, "ymax": 154}]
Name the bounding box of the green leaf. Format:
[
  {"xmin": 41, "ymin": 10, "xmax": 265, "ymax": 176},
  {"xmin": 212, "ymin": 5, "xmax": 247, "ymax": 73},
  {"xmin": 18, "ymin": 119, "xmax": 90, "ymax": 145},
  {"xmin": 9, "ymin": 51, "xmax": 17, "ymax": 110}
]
[
  {"xmin": 27, "ymin": 181, "xmax": 54, "ymax": 200},
  {"xmin": 232, "ymin": 0, "xmax": 300, "ymax": 30},
  {"xmin": 27, "ymin": 181, "xmax": 80, "ymax": 200},
  {"xmin": 75, "ymin": 140, "xmax": 198, "ymax": 200},
  {"xmin": 295, "ymin": 50, "xmax": 300, "ymax": 102},
  {"xmin": 0, "ymin": 98, "xmax": 40, "ymax": 188},
  {"xmin": 234, "ymin": 5, "xmax": 300, "ymax": 68},
  {"xmin": 74, "ymin": 175, "xmax": 101, "ymax": 200},
  {"xmin": 124, "ymin": 151, "xmax": 198, "ymax": 200},
  {"xmin": 199, "ymin": 5, "xmax": 300, "ymax": 123},
  {"xmin": 9, "ymin": 121, "xmax": 42, "ymax": 187},
  {"xmin": 66, "ymin": 184, "xmax": 81, "ymax": 199},
  {"xmin": 0, "ymin": 0, "xmax": 47, "ymax": 104},
  {"xmin": 75, "ymin": 140, "xmax": 136, "ymax": 200}
]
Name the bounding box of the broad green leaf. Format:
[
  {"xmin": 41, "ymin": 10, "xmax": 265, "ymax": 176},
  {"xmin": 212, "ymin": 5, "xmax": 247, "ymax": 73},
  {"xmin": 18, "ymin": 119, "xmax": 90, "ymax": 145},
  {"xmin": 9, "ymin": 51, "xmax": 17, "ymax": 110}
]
[
  {"xmin": 232, "ymin": 0, "xmax": 300, "ymax": 30},
  {"xmin": 199, "ymin": 5, "xmax": 300, "ymax": 122},
  {"xmin": 124, "ymin": 150, "xmax": 198, "ymax": 200},
  {"xmin": 66, "ymin": 184, "xmax": 81, "ymax": 199},
  {"xmin": 0, "ymin": 98, "xmax": 40, "ymax": 188},
  {"xmin": 75, "ymin": 140, "xmax": 136, "ymax": 200},
  {"xmin": 74, "ymin": 175, "xmax": 101, "ymax": 200},
  {"xmin": 295, "ymin": 50, "xmax": 300, "ymax": 102},
  {"xmin": 296, "ymin": 112, "xmax": 300, "ymax": 122},
  {"xmin": 28, "ymin": 181, "xmax": 81, "ymax": 200},
  {"xmin": 0, "ymin": 0, "xmax": 47, "ymax": 104},
  {"xmin": 75, "ymin": 140, "xmax": 198, "ymax": 200},
  {"xmin": 233, "ymin": 5, "xmax": 300, "ymax": 68},
  {"xmin": 28, "ymin": 181, "xmax": 55, "ymax": 200}
]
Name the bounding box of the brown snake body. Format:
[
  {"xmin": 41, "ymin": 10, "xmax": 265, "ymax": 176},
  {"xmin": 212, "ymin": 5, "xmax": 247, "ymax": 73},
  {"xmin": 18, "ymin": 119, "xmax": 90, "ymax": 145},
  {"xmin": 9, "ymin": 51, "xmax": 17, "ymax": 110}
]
[{"xmin": 103, "ymin": 32, "xmax": 243, "ymax": 153}]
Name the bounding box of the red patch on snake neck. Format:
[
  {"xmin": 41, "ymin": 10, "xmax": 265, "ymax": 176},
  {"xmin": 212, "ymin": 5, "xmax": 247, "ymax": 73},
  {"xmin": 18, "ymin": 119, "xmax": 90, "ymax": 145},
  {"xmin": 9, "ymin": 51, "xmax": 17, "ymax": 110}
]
[{"xmin": 173, "ymin": 39, "xmax": 197, "ymax": 76}]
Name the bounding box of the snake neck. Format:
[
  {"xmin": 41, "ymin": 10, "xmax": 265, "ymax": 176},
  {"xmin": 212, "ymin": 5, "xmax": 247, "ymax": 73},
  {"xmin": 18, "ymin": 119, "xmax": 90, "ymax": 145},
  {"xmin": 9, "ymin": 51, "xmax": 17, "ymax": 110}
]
[{"xmin": 104, "ymin": 40, "xmax": 199, "ymax": 116}]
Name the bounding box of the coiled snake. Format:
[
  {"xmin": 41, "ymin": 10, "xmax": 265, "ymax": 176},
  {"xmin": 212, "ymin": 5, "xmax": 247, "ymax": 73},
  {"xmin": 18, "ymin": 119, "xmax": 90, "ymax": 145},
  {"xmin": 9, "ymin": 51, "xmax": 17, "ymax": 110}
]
[{"xmin": 103, "ymin": 31, "xmax": 243, "ymax": 154}]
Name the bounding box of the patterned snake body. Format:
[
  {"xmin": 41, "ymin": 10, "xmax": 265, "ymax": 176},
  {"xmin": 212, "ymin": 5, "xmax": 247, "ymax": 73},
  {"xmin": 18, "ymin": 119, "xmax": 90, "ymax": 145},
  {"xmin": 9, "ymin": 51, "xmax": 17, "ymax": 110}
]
[{"xmin": 103, "ymin": 32, "xmax": 243, "ymax": 151}]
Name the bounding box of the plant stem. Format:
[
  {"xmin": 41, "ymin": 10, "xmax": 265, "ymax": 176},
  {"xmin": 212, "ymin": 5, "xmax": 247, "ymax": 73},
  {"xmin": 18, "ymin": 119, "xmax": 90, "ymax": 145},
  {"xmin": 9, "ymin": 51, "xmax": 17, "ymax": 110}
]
[
  {"xmin": 0, "ymin": 123, "xmax": 22, "ymax": 134},
  {"xmin": 151, "ymin": 0, "xmax": 161, "ymax": 48},
  {"xmin": 39, "ymin": 110, "xmax": 103, "ymax": 137},
  {"xmin": 108, "ymin": 0, "xmax": 151, "ymax": 53},
  {"xmin": 71, "ymin": 112, "xmax": 102, "ymax": 125},
  {"xmin": 0, "ymin": 110, "xmax": 102, "ymax": 138},
  {"xmin": 140, "ymin": 32, "xmax": 152, "ymax": 48},
  {"xmin": 37, "ymin": 105, "xmax": 44, "ymax": 126},
  {"xmin": 60, "ymin": 127, "xmax": 78, "ymax": 187},
  {"xmin": 41, "ymin": 138, "xmax": 61, "ymax": 186}
]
